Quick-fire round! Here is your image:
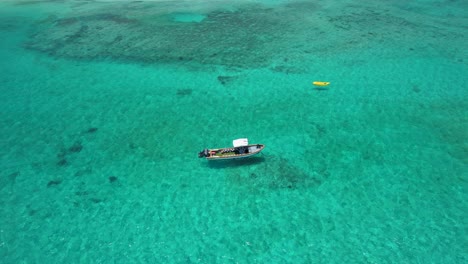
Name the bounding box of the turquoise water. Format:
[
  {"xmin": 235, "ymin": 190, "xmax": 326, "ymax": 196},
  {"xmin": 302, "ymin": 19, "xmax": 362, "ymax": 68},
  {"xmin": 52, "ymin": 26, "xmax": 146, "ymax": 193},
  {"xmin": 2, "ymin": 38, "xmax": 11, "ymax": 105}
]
[{"xmin": 0, "ymin": 0, "xmax": 467, "ymax": 262}]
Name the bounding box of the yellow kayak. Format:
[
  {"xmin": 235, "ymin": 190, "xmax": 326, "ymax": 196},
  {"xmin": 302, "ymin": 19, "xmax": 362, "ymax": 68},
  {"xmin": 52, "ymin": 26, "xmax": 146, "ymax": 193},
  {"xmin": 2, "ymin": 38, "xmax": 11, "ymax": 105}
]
[{"xmin": 312, "ymin": 81, "xmax": 330, "ymax": 86}]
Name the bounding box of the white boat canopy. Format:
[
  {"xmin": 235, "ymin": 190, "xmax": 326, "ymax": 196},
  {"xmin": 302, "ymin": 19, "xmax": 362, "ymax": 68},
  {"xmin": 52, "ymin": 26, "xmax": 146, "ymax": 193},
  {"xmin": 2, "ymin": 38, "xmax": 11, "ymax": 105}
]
[{"xmin": 233, "ymin": 138, "xmax": 248, "ymax": 147}]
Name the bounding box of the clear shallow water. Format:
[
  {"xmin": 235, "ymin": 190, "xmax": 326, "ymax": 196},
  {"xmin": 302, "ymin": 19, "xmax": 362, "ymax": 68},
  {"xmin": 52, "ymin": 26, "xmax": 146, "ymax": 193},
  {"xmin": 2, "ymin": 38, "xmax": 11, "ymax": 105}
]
[{"xmin": 0, "ymin": 0, "xmax": 467, "ymax": 263}]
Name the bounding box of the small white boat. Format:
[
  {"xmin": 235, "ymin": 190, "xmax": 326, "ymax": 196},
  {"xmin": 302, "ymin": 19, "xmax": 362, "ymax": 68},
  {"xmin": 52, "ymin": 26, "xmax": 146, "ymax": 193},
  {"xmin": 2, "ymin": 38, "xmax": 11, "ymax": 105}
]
[{"xmin": 198, "ymin": 138, "xmax": 265, "ymax": 160}]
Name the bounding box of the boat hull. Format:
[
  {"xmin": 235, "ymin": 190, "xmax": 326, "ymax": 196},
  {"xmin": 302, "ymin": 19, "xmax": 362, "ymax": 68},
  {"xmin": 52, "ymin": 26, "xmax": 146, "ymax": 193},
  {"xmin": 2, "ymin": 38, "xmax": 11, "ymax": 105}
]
[{"xmin": 199, "ymin": 144, "xmax": 265, "ymax": 160}]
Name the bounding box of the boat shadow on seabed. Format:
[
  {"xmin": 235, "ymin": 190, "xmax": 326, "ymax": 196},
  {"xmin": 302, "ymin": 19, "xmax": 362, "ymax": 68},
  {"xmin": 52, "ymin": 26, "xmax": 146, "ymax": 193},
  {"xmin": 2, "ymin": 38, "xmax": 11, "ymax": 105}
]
[{"xmin": 204, "ymin": 156, "xmax": 266, "ymax": 169}]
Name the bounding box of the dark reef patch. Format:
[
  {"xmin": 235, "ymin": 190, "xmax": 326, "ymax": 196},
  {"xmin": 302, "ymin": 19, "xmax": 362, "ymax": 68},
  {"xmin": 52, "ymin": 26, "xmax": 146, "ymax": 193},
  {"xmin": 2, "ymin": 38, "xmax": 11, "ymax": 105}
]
[
  {"xmin": 0, "ymin": 22, "xmax": 17, "ymax": 32},
  {"xmin": 90, "ymin": 198, "xmax": 103, "ymax": 204},
  {"xmin": 68, "ymin": 141, "xmax": 83, "ymax": 153},
  {"xmin": 176, "ymin": 89, "xmax": 193, "ymax": 96},
  {"xmin": 56, "ymin": 140, "xmax": 87, "ymax": 167},
  {"xmin": 47, "ymin": 179, "xmax": 62, "ymax": 187},
  {"xmin": 55, "ymin": 17, "xmax": 80, "ymax": 26},
  {"xmin": 217, "ymin": 75, "xmax": 237, "ymax": 86},
  {"xmin": 8, "ymin": 172, "xmax": 20, "ymax": 182},
  {"xmin": 84, "ymin": 127, "xmax": 98, "ymax": 134},
  {"xmin": 55, "ymin": 13, "xmax": 137, "ymax": 25},
  {"xmin": 74, "ymin": 168, "xmax": 92, "ymax": 177},
  {"xmin": 75, "ymin": 191, "xmax": 89, "ymax": 196},
  {"xmin": 109, "ymin": 176, "xmax": 118, "ymax": 183},
  {"xmin": 270, "ymin": 65, "xmax": 304, "ymax": 74},
  {"xmin": 1, "ymin": 171, "xmax": 20, "ymax": 189},
  {"xmin": 57, "ymin": 158, "xmax": 68, "ymax": 167}
]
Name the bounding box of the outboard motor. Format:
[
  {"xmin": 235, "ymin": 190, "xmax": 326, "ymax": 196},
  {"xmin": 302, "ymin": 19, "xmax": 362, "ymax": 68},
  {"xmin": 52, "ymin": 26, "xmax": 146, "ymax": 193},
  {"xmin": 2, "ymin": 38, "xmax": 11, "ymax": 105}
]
[{"xmin": 198, "ymin": 149, "xmax": 209, "ymax": 158}]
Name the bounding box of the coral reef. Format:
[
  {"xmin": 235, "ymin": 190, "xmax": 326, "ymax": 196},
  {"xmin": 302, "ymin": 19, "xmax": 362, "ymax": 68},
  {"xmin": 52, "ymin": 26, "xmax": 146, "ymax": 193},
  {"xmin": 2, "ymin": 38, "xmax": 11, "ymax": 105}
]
[
  {"xmin": 23, "ymin": 1, "xmax": 464, "ymax": 69},
  {"xmin": 224, "ymin": 156, "xmax": 325, "ymax": 190}
]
